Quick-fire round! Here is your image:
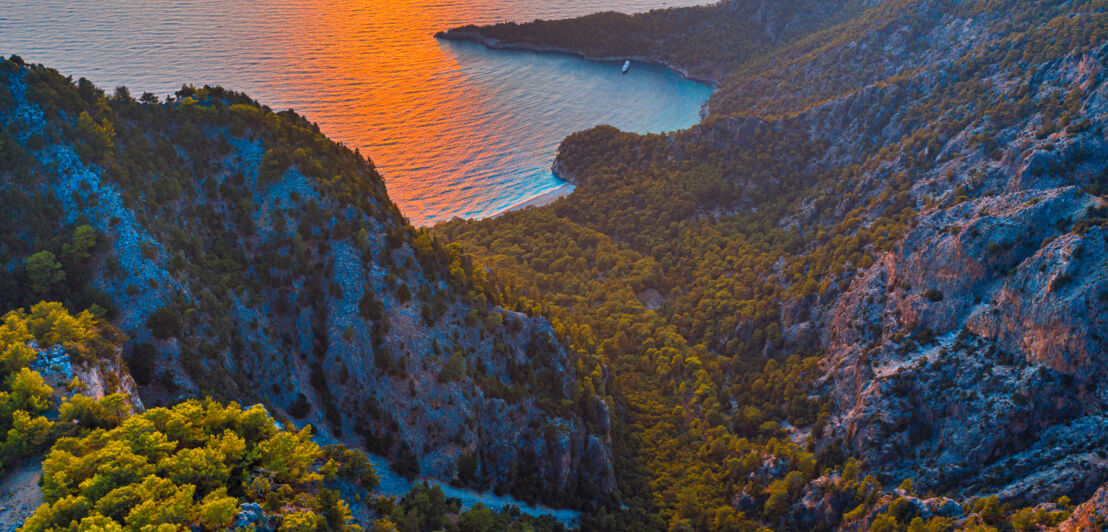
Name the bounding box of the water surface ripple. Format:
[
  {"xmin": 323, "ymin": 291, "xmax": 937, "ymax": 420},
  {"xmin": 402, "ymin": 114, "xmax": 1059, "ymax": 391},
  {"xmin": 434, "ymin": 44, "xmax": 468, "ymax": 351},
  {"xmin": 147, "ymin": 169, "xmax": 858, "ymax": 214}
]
[{"xmin": 1, "ymin": 0, "xmax": 712, "ymax": 225}]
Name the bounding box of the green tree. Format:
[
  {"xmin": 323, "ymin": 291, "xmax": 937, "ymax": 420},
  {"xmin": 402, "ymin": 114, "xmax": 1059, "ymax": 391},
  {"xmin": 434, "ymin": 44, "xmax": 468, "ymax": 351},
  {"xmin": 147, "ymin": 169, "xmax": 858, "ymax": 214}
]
[
  {"xmin": 196, "ymin": 488, "xmax": 239, "ymax": 529},
  {"xmin": 76, "ymin": 111, "xmax": 115, "ymax": 158},
  {"xmin": 0, "ymin": 310, "xmax": 36, "ymax": 373},
  {"xmin": 870, "ymin": 513, "xmax": 899, "ymax": 532},
  {"xmin": 1, "ymin": 410, "xmax": 53, "ymax": 458},
  {"xmin": 279, "ymin": 511, "xmax": 322, "ymax": 532},
  {"xmin": 2, "ymin": 367, "xmax": 54, "ymax": 414},
  {"xmin": 257, "ymin": 427, "xmax": 321, "ymax": 484},
  {"xmin": 439, "ymin": 351, "xmax": 466, "ymax": 382},
  {"xmin": 146, "ymin": 307, "xmax": 183, "ymax": 340},
  {"xmin": 317, "ymin": 488, "xmax": 352, "ymax": 531},
  {"xmin": 26, "ymin": 251, "xmax": 65, "ymax": 297},
  {"xmin": 61, "ymin": 225, "xmax": 98, "ymax": 284},
  {"xmin": 458, "ymin": 503, "xmax": 498, "ymax": 532}
]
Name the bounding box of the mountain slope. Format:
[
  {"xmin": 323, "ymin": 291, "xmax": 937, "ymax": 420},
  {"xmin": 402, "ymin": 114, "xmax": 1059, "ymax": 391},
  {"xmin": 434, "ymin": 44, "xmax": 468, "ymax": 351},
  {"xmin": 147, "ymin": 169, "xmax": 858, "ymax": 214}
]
[
  {"xmin": 438, "ymin": 0, "xmax": 1108, "ymax": 528},
  {"xmin": 0, "ymin": 57, "xmax": 613, "ymax": 509}
]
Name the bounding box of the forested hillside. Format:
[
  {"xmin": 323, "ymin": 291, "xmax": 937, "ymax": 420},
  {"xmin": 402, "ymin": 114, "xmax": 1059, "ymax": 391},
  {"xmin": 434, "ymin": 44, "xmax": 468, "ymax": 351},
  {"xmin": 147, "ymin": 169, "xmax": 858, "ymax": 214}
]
[
  {"xmin": 438, "ymin": 0, "xmax": 1108, "ymax": 529},
  {"xmin": 0, "ymin": 303, "xmax": 572, "ymax": 531},
  {"xmin": 439, "ymin": 0, "xmax": 871, "ymax": 84},
  {"xmin": 0, "ymin": 55, "xmax": 613, "ymax": 512}
]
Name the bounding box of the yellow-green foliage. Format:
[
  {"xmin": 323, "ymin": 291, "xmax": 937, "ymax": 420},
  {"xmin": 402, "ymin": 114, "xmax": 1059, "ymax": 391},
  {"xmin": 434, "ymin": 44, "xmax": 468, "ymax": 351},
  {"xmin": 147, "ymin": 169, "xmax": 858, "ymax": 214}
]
[
  {"xmin": 0, "ymin": 302, "xmax": 131, "ymax": 469},
  {"xmin": 24, "ymin": 398, "xmax": 363, "ymax": 532}
]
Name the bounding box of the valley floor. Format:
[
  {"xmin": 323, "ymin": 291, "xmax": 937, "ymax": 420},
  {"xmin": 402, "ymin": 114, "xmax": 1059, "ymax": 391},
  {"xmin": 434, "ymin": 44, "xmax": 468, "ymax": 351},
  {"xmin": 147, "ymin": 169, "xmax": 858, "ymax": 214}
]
[{"xmin": 364, "ymin": 453, "xmax": 582, "ymax": 526}]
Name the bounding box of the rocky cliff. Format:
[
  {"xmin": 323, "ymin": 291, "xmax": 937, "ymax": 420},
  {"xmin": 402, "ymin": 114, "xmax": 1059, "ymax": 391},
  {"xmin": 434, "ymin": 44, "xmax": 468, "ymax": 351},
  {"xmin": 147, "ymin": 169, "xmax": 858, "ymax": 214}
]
[{"xmin": 764, "ymin": 6, "xmax": 1108, "ymax": 506}]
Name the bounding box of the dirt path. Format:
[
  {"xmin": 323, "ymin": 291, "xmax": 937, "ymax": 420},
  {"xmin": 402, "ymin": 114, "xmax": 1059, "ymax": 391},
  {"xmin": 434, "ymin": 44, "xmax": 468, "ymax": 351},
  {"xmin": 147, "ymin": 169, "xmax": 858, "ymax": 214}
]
[
  {"xmin": 0, "ymin": 461, "xmax": 43, "ymax": 532},
  {"xmin": 365, "ymin": 454, "xmax": 581, "ymax": 526}
]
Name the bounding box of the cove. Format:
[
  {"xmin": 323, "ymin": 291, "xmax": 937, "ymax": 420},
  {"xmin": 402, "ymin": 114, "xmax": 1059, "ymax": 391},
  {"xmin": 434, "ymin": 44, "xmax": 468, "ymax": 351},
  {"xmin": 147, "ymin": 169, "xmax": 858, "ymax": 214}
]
[{"xmin": 428, "ymin": 38, "xmax": 713, "ymax": 223}]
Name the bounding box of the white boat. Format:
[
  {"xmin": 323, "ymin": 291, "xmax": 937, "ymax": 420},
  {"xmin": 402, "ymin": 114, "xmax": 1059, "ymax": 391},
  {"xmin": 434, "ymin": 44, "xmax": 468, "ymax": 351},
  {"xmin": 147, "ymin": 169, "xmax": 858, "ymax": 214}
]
[{"xmin": 622, "ymin": 60, "xmax": 631, "ymax": 74}]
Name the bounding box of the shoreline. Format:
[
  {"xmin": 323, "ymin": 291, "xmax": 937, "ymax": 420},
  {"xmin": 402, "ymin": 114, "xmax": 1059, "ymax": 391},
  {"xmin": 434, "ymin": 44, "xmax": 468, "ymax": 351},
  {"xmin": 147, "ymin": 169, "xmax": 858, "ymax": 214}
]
[
  {"xmin": 435, "ymin": 29, "xmax": 720, "ymax": 87},
  {"xmin": 490, "ymin": 182, "xmax": 575, "ymax": 218},
  {"xmin": 434, "ymin": 26, "xmax": 712, "ymax": 223}
]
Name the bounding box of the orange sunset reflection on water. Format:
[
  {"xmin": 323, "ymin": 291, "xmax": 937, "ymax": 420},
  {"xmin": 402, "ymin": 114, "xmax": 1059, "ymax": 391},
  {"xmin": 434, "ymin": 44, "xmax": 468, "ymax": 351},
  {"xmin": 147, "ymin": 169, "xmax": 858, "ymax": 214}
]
[{"xmin": 1, "ymin": 0, "xmax": 712, "ymax": 225}]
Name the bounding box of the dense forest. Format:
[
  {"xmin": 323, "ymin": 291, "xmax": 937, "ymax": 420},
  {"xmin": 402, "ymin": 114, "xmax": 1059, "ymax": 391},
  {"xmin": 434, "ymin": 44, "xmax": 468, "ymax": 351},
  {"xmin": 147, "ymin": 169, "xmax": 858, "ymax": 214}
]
[{"xmin": 437, "ymin": 0, "xmax": 1108, "ymax": 530}]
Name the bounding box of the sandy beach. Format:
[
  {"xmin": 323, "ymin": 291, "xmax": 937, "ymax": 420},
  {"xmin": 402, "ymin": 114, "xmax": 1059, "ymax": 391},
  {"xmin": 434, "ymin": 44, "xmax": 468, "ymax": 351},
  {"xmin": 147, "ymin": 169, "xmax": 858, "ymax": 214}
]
[{"xmin": 495, "ymin": 183, "xmax": 575, "ymax": 216}]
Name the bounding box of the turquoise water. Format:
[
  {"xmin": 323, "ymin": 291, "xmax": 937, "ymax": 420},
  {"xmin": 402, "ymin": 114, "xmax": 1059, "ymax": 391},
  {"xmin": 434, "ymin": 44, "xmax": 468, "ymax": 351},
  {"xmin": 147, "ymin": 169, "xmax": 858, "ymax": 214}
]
[
  {"xmin": 434, "ymin": 39, "xmax": 713, "ymax": 219},
  {"xmin": 0, "ymin": 0, "xmax": 712, "ymax": 225}
]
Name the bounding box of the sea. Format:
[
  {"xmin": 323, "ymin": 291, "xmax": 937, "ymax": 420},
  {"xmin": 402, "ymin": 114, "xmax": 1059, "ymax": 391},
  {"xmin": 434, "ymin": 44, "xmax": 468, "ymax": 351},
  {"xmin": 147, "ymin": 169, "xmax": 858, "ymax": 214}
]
[{"xmin": 0, "ymin": 0, "xmax": 712, "ymax": 225}]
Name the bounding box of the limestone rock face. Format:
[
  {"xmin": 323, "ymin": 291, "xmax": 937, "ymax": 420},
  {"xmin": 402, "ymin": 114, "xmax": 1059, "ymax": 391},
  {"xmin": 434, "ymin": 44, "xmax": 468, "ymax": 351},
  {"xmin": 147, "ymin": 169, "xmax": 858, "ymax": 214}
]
[
  {"xmin": 230, "ymin": 503, "xmax": 276, "ymax": 532},
  {"xmin": 0, "ymin": 461, "xmax": 43, "ymax": 532},
  {"xmin": 29, "ymin": 341, "xmax": 144, "ymax": 413},
  {"xmin": 808, "ymin": 40, "xmax": 1108, "ymax": 503},
  {"xmin": 819, "ymin": 184, "xmax": 1108, "ymax": 502},
  {"xmin": 1060, "ymin": 483, "xmax": 1108, "ymax": 531}
]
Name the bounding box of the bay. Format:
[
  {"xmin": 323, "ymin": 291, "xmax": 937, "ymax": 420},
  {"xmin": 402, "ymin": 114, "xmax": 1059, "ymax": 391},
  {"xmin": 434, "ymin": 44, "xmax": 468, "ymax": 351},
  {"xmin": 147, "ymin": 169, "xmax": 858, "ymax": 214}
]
[{"xmin": 0, "ymin": 0, "xmax": 712, "ymax": 225}]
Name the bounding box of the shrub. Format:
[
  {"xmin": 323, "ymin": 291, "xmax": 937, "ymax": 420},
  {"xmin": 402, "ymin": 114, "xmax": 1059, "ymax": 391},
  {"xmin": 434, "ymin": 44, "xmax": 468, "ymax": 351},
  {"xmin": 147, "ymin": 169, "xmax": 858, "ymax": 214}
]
[
  {"xmin": 258, "ymin": 149, "xmax": 292, "ymax": 184},
  {"xmin": 26, "ymin": 251, "xmax": 65, "ymax": 297},
  {"xmin": 393, "ymin": 441, "xmax": 420, "ymax": 480},
  {"xmin": 289, "ymin": 392, "xmax": 311, "ymax": 418},
  {"xmin": 146, "ymin": 306, "xmax": 183, "ymax": 339},
  {"xmin": 125, "ymin": 342, "xmax": 157, "ymax": 386}
]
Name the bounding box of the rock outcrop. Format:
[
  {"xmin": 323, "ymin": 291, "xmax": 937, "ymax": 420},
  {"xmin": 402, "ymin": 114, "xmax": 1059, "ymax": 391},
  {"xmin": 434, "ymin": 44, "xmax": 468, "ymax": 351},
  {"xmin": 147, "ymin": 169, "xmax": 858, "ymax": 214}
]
[
  {"xmin": 1060, "ymin": 483, "xmax": 1108, "ymax": 531},
  {"xmin": 29, "ymin": 341, "xmax": 144, "ymax": 413}
]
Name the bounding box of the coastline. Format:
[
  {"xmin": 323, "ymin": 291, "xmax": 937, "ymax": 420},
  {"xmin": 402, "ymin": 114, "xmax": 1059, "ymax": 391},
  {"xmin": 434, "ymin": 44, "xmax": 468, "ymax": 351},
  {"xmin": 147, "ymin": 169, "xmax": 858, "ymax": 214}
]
[
  {"xmin": 490, "ymin": 182, "xmax": 575, "ymax": 218},
  {"xmin": 435, "ymin": 29, "xmax": 720, "ymax": 87},
  {"xmin": 436, "ymin": 25, "xmax": 713, "ymax": 221}
]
